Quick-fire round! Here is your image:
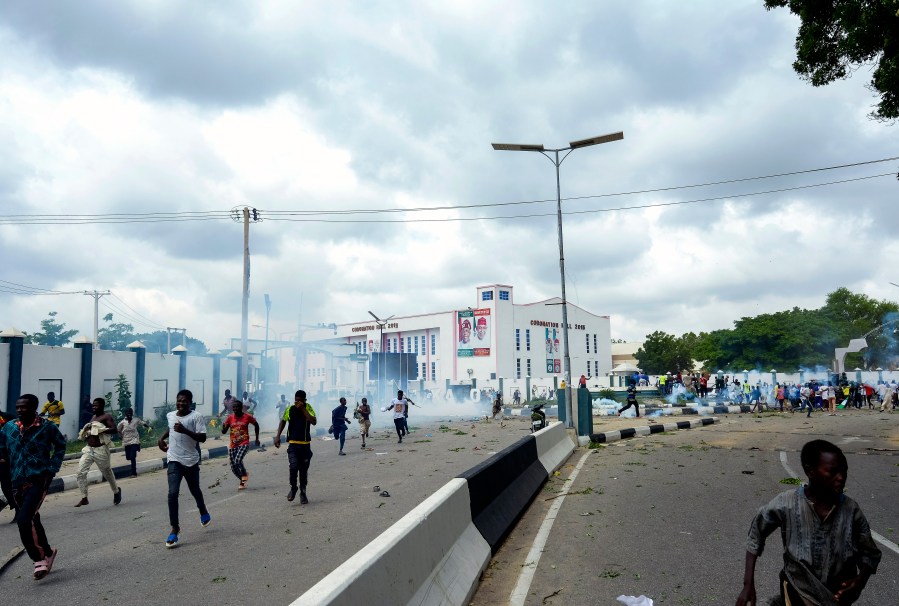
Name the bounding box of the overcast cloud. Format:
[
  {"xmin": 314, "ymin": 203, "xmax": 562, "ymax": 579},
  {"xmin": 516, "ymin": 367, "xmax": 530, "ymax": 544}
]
[{"xmin": 1, "ymin": 0, "xmax": 896, "ymax": 351}]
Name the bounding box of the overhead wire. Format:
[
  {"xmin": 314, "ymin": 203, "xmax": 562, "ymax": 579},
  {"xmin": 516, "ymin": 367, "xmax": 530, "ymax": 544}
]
[
  {"xmin": 109, "ymin": 293, "xmax": 166, "ymax": 330},
  {"xmin": 0, "ymin": 155, "xmax": 894, "ymax": 225}
]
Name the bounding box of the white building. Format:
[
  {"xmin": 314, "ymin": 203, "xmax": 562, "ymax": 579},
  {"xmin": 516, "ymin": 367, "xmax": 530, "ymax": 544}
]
[{"xmin": 278, "ymin": 284, "xmax": 611, "ymax": 402}]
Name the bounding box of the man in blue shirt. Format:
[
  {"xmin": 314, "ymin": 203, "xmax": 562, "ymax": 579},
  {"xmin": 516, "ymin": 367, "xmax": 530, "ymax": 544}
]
[{"xmin": 0, "ymin": 394, "xmax": 66, "ymax": 580}]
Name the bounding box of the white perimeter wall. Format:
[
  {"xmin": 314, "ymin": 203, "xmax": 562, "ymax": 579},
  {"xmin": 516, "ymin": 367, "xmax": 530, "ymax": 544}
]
[
  {"xmin": 92, "ymin": 349, "xmax": 136, "ymax": 409},
  {"xmin": 144, "ymin": 353, "xmax": 180, "ymax": 417},
  {"xmin": 187, "ymin": 356, "xmax": 213, "ymax": 417},
  {"xmin": 20, "ymin": 345, "xmax": 82, "ymax": 438}
]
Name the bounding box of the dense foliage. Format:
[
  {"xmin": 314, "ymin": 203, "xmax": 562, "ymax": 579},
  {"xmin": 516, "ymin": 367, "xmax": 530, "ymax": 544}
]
[
  {"xmin": 636, "ymin": 288, "xmax": 899, "ymax": 372},
  {"xmin": 765, "ymin": 0, "xmax": 899, "ymax": 121}
]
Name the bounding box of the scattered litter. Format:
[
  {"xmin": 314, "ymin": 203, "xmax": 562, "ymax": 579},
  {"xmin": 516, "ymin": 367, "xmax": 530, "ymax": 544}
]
[
  {"xmin": 473, "ymin": 446, "xmax": 481, "ymax": 450},
  {"xmin": 375, "ymin": 452, "xmax": 387, "ymax": 455},
  {"xmin": 321, "ymin": 436, "xmax": 334, "ymax": 441},
  {"xmin": 488, "ymin": 452, "xmax": 496, "ymax": 455},
  {"xmin": 372, "ymin": 485, "xmax": 380, "ymax": 492},
  {"xmin": 379, "ymin": 490, "xmax": 391, "ymax": 497},
  {"xmin": 377, "ymin": 502, "xmax": 385, "ymax": 508},
  {"xmin": 679, "ymin": 531, "xmax": 692, "ymax": 535},
  {"xmin": 425, "ymin": 434, "xmax": 433, "ymax": 437},
  {"xmin": 617, "ymin": 596, "xmax": 653, "ymax": 606},
  {"xmin": 741, "ymin": 470, "xmax": 754, "ymax": 475},
  {"xmin": 579, "ymin": 512, "xmax": 593, "ymax": 516}
]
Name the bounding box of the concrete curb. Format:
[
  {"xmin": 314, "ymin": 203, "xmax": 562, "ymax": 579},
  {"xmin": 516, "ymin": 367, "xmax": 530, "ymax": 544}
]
[
  {"xmin": 294, "ymin": 421, "xmax": 574, "ymax": 606},
  {"xmin": 590, "ymin": 417, "xmax": 719, "ymax": 443}
]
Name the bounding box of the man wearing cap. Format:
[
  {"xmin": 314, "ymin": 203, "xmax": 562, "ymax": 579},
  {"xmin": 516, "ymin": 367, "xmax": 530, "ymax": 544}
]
[
  {"xmin": 475, "ymin": 317, "xmax": 488, "ymax": 343},
  {"xmin": 459, "ymin": 319, "xmax": 472, "ymax": 344}
]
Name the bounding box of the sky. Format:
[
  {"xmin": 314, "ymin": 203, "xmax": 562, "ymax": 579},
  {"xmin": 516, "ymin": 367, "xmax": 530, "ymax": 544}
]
[{"xmin": 1, "ymin": 0, "xmax": 897, "ymax": 351}]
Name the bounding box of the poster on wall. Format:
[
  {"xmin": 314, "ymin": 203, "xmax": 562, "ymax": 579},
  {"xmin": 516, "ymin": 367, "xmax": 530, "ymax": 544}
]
[
  {"xmin": 545, "ymin": 328, "xmax": 560, "ymax": 373},
  {"xmin": 457, "ymin": 308, "xmax": 491, "ymax": 357}
]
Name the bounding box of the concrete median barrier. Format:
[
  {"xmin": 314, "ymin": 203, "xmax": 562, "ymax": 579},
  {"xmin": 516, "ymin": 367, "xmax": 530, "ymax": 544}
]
[{"xmin": 294, "ymin": 478, "xmax": 490, "ymax": 606}]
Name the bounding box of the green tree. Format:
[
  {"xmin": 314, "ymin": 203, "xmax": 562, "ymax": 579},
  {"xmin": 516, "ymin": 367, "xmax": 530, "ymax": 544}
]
[
  {"xmin": 25, "ymin": 311, "xmax": 79, "ymax": 346},
  {"xmin": 112, "ymin": 374, "xmax": 132, "ymax": 422},
  {"xmin": 135, "ymin": 330, "xmax": 208, "ymax": 355},
  {"xmin": 98, "ymin": 313, "xmax": 137, "ymax": 351},
  {"xmin": 765, "ymin": 0, "xmax": 899, "ymax": 121},
  {"xmin": 635, "ymin": 331, "xmax": 678, "ymax": 374}
]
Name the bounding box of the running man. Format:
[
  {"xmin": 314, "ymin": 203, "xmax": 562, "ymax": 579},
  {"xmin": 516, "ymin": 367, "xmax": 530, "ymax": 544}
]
[
  {"xmin": 40, "ymin": 392, "xmax": 65, "ymax": 427},
  {"xmin": 356, "ymin": 398, "xmax": 371, "ymax": 448},
  {"xmin": 618, "ymin": 381, "xmax": 641, "ymax": 418},
  {"xmin": 74, "ymin": 397, "xmax": 122, "ymax": 507},
  {"xmin": 221, "ymin": 400, "xmax": 260, "ymax": 489},
  {"xmin": 158, "ymin": 389, "xmax": 211, "ymax": 548},
  {"xmin": 331, "ymin": 397, "xmax": 350, "ymax": 456},
  {"xmin": 387, "ymin": 390, "xmax": 409, "ymax": 443},
  {"xmin": 117, "ymin": 408, "xmax": 149, "ymax": 478},
  {"xmin": 0, "ymin": 394, "xmax": 66, "ymax": 580},
  {"xmin": 274, "ymin": 390, "xmax": 316, "ymax": 505}
]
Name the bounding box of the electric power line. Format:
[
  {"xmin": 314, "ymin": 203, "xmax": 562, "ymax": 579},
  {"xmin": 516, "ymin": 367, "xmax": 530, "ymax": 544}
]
[
  {"xmin": 109, "ymin": 293, "xmax": 166, "ymax": 330},
  {"xmin": 0, "ymin": 156, "xmax": 894, "ymax": 226}
]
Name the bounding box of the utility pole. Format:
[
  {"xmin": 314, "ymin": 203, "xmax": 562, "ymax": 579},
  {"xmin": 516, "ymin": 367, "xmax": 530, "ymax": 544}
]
[
  {"xmin": 83, "ymin": 290, "xmax": 111, "ymax": 349},
  {"xmin": 263, "ymin": 293, "xmax": 271, "ymax": 388},
  {"xmin": 232, "ymin": 206, "xmax": 261, "ymax": 394},
  {"xmin": 166, "ymin": 327, "xmax": 186, "ymax": 353}
]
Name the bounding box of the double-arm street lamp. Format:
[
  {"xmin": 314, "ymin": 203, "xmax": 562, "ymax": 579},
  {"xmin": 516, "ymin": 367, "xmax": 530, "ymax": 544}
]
[{"xmin": 493, "ymin": 132, "xmax": 624, "ymax": 430}]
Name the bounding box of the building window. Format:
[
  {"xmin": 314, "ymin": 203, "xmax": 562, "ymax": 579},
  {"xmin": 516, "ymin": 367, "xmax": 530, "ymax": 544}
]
[
  {"xmin": 421, "ymin": 362, "xmax": 426, "ymax": 379},
  {"xmin": 526, "ymin": 329, "xmax": 531, "ymax": 351},
  {"xmin": 594, "ymin": 361, "xmax": 599, "ymax": 376},
  {"xmin": 482, "ymin": 291, "xmax": 493, "ymax": 301},
  {"xmin": 499, "ymin": 290, "xmax": 509, "ymax": 301},
  {"xmin": 526, "ymin": 358, "xmax": 531, "ymax": 376},
  {"xmin": 593, "ymin": 334, "xmax": 597, "ymax": 352},
  {"xmin": 431, "ymin": 334, "xmax": 436, "ymax": 355},
  {"xmin": 516, "ymin": 358, "xmax": 521, "ymax": 379},
  {"xmin": 586, "ymin": 334, "xmax": 590, "ymax": 353},
  {"xmin": 430, "ymin": 362, "xmax": 436, "ymax": 381},
  {"xmin": 386, "ymin": 339, "xmax": 391, "ymax": 353},
  {"xmin": 515, "ymin": 328, "xmax": 520, "ymax": 351},
  {"xmin": 406, "ymin": 337, "xmax": 411, "ymax": 353},
  {"xmin": 395, "ymin": 338, "xmax": 399, "ymax": 352},
  {"xmin": 414, "ymin": 336, "xmax": 419, "ymax": 354},
  {"xmin": 362, "ymin": 341, "xmax": 367, "ymax": 354}
]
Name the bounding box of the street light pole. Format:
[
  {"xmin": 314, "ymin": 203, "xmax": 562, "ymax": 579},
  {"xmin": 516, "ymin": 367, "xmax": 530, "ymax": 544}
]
[{"xmin": 493, "ymin": 132, "xmax": 623, "ymax": 431}]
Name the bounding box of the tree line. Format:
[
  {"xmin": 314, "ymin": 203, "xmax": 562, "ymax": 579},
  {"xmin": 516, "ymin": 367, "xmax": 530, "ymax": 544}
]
[
  {"xmin": 635, "ymin": 288, "xmax": 899, "ymax": 374},
  {"xmin": 23, "ymin": 312, "xmax": 208, "ymax": 355}
]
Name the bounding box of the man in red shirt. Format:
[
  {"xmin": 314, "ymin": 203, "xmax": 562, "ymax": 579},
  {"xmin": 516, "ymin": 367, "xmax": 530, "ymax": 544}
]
[{"xmin": 221, "ymin": 401, "xmax": 260, "ymax": 490}]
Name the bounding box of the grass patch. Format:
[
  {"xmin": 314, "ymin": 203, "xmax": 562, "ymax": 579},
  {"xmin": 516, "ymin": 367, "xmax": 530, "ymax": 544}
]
[
  {"xmin": 414, "ymin": 439, "xmax": 432, "ymax": 443},
  {"xmin": 625, "ymin": 461, "xmax": 647, "ymax": 466},
  {"xmin": 448, "ymin": 447, "xmax": 464, "ymax": 452},
  {"xmin": 780, "ymin": 477, "xmax": 802, "ymax": 485},
  {"xmin": 453, "ymin": 430, "xmax": 467, "ymax": 435},
  {"xmin": 599, "ymin": 569, "xmax": 622, "ymax": 579},
  {"xmin": 588, "ymin": 442, "xmax": 606, "ymax": 449}
]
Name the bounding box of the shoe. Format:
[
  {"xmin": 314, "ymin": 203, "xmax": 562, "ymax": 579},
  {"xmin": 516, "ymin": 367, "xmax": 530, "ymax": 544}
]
[
  {"xmin": 113, "ymin": 488, "xmax": 122, "ymax": 505},
  {"xmin": 300, "ymin": 491, "xmax": 309, "ymax": 505},
  {"xmin": 165, "ymin": 533, "xmax": 179, "ymax": 548},
  {"xmin": 200, "ymin": 513, "xmax": 212, "ymax": 527},
  {"xmin": 238, "ymin": 481, "xmax": 246, "ymax": 490},
  {"xmin": 361, "ymin": 442, "xmax": 365, "ymax": 448},
  {"xmin": 241, "ymin": 473, "xmax": 249, "ymax": 482},
  {"xmin": 45, "ymin": 547, "xmax": 58, "ymax": 573},
  {"xmin": 339, "ymin": 451, "xmax": 346, "ymax": 456},
  {"xmin": 287, "ymin": 487, "xmax": 298, "ymax": 502}
]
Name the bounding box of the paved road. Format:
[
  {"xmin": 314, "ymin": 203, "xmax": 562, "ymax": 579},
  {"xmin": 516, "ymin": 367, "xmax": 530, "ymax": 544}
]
[
  {"xmin": 0, "ymin": 415, "xmax": 529, "ymax": 603},
  {"xmin": 471, "ymin": 410, "xmax": 899, "ymax": 605}
]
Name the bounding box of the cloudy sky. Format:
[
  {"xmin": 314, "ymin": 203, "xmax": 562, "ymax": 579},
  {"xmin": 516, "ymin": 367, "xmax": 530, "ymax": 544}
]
[{"xmin": 1, "ymin": 0, "xmax": 896, "ymax": 350}]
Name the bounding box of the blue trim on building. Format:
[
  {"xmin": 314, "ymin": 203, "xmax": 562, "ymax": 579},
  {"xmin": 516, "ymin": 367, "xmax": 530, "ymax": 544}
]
[{"xmin": 2, "ymin": 335, "xmax": 24, "ymax": 416}]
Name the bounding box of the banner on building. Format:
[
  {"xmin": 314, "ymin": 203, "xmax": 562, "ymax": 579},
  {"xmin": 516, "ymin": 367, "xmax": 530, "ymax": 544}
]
[
  {"xmin": 545, "ymin": 327, "xmax": 560, "ymax": 373},
  {"xmin": 457, "ymin": 308, "xmax": 490, "ymax": 357}
]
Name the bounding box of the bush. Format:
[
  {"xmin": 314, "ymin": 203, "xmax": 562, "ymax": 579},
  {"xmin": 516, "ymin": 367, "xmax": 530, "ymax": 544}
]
[{"xmin": 597, "ymin": 388, "xmax": 619, "ymax": 402}]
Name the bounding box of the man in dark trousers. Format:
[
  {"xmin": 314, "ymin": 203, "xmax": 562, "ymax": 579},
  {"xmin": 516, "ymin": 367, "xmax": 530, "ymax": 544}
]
[
  {"xmin": 618, "ymin": 380, "xmax": 640, "ymax": 418},
  {"xmin": 274, "ymin": 390, "xmax": 317, "ymax": 504},
  {"xmin": 0, "ymin": 394, "xmax": 66, "ymax": 580}
]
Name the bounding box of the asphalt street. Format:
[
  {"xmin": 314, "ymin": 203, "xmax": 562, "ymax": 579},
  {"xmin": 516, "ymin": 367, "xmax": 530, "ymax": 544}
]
[
  {"xmin": 0, "ymin": 415, "xmax": 527, "ymax": 604},
  {"xmin": 470, "ymin": 410, "xmax": 898, "ymax": 605}
]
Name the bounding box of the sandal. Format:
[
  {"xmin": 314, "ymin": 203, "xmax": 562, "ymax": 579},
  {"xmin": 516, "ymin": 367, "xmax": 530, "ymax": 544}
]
[
  {"xmin": 33, "ymin": 559, "xmax": 49, "ymax": 580},
  {"xmin": 45, "ymin": 548, "xmax": 58, "ymax": 573}
]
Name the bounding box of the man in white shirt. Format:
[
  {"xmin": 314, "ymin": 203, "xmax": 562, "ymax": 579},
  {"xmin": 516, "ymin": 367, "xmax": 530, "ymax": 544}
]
[
  {"xmin": 387, "ymin": 390, "xmax": 410, "ymax": 444},
  {"xmin": 158, "ymin": 389, "xmax": 211, "ymax": 548}
]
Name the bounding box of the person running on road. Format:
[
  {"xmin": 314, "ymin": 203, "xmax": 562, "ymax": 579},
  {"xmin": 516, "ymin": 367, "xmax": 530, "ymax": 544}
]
[
  {"xmin": 331, "ymin": 397, "xmax": 350, "ymax": 456},
  {"xmin": 356, "ymin": 398, "xmax": 371, "ymax": 448},
  {"xmin": 221, "ymin": 400, "xmax": 260, "ymax": 490},
  {"xmin": 618, "ymin": 381, "xmax": 640, "ymax": 418},
  {"xmin": 158, "ymin": 389, "xmax": 211, "ymax": 548},
  {"xmin": 219, "ymin": 389, "xmax": 236, "ymax": 418},
  {"xmin": 274, "ymin": 390, "xmax": 317, "ymax": 504},
  {"xmin": 491, "ymin": 391, "xmax": 503, "ymax": 421},
  {"xmin": 735, "ymin": 439, "xmax": 881, "ymax": 606},
  {"xmin": 0, "ymin": 394, "xmax": 66, "ymax": 580},
  {"xmin": 117, "ymin": 408, "xmax": 149, "ymax": 478},
  {"xmin": 74, "ymin": 397, "xmax": 122, "ymax": 507},
  {"xmin": 40, "ymin": 392, "xmax": 65, "ymax": 427},
  {"xmin": 387, "ymin": 390, "xmax": 410, "ymax": 443}
]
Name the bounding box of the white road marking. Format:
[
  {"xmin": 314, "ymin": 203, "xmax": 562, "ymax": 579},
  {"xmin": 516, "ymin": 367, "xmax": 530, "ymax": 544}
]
[
  {"xmin": 779, "ymin": 451, "xmax": 899, "ymax": 556},
  {"xmin": 509, "ymin": 449, "xmax": 592, "ymax": 606}
]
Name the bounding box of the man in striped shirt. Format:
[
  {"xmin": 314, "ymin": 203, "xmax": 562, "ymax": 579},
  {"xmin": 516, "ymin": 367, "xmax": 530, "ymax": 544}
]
[{"xmin": 274, "ymin": 390, "xmax": 317, "ymax": 505}]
